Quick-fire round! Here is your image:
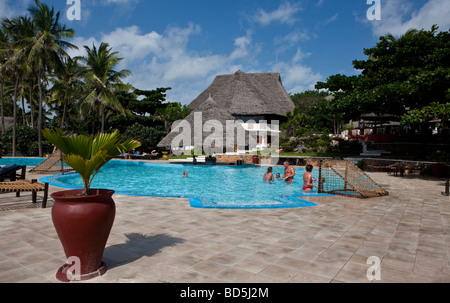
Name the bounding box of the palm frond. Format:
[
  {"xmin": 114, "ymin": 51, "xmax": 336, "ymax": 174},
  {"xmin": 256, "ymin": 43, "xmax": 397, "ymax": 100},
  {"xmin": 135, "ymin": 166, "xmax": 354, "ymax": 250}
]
[{"xmin": 42, "ymin": 128, "xmax": 141, "ymax": 195}]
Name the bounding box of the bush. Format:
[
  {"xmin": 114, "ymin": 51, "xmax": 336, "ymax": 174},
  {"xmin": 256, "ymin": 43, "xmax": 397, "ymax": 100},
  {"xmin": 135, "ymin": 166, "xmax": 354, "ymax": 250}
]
[
  {"xmin": 123, "ymin": 123, "xmax": 166, "ymax": 152},
  {"xmin": 1, "ymin": 125, "xmax": 53, "ymax": 156}
]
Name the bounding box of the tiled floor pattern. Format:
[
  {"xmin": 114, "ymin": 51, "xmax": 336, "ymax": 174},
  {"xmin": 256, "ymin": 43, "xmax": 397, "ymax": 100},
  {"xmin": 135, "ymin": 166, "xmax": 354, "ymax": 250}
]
[{"xmin": 0, "ymin": 170, "xmax": 449, "ymax": 283}]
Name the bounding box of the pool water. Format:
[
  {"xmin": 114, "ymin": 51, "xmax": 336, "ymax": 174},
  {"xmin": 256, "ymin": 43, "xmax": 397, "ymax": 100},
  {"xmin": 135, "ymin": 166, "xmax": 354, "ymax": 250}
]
[
  {"xmin": 40, "ymin": 160, "xmax": 330, "ymax": 209},
  {"xmin": 0, "ymin": 157, "xmax": 45, "ymax": 167}
]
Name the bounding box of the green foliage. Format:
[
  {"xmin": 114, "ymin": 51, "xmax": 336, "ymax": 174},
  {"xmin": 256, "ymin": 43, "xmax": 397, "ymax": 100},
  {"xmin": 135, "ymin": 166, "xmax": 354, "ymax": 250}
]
[
  {"xmin": 290, "ymin": 90, "xmax": 329, "ymax": 110},
  {"xmin": 1, "ymin": 124, "xmax": 52, "ymax": 156},
  {"xmin": 154, "ymin": 102, "xmax": 191, "ymax": 133},
  {"xmin": 108, "ymin": 115, "xmax": 164, "ymax": 134},
  {"xmin": 401, "ymin": 102, "xmax": 450, "ymax": 127},
  {"xmin": 122, "ymin": 123, "xmax": 165, "ymax": 152},
  {"xmin": 303, "ymin": 134, "xmax": 332, "ymax": 153},
  {"xmin": 316, "ymin": 26, "xmax": 450, "ymax": 123},
  {"xmin": 128, "ymin": 88, "xmax": 171, "ymax": 116},
  {"xmin": 43, "ymin": 128, "xmax": 141, "ymax": 195},
  {"xmin": 283, "ymin": 93, "xmax": 337, "ymax": 137}
]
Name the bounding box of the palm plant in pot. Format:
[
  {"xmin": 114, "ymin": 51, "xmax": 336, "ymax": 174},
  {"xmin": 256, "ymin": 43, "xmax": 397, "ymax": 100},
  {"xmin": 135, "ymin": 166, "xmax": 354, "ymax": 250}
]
[{"xmin": 42, "ymin": 128, "xmax": 141, "ymax": 282}]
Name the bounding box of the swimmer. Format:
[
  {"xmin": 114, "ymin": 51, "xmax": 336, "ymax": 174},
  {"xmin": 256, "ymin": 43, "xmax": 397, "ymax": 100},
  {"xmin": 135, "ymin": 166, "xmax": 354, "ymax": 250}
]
[
  {"xmin": 303, "ymin": 164, "xmax": 318, "ymax": 192},
  {"xmin": 263, "ymin": 167, "xmax": 275, "ymax": 183},
  {"xmin": 281, "ymin": 161, "xmax": 295, "ymax": 183}
]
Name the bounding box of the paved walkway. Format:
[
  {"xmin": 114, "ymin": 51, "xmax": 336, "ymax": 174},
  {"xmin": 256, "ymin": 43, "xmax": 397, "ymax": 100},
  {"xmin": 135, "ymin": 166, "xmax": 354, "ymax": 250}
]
[{"xmin": 0, "ymin": 170, "xmax": 449, "ymax": 283}]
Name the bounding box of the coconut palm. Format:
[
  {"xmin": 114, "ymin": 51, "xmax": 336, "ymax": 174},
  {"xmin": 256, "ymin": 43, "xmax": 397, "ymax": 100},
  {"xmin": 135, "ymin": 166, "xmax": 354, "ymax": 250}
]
[
  {"xmin": 27, "ymin": 0, "xmax": 77, "ymax": 156},
  {"xmin": 80, "ymin": 42, "xmax": 132, "ymax": 133},
  {"xmin": 0, "ymin": 16, "xmax": 36, "ymax": 156},
  {"xmin": 0, "ymin": 25, "xmax": 8, "ymax": 132},
  {"xmin": 50, "ymin": 56, "xmax": 85, "ymax": 130}
]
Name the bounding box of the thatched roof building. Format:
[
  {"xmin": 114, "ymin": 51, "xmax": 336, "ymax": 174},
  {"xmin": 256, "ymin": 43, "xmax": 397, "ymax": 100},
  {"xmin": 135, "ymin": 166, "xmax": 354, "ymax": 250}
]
[
  {"xmin": 188, "ymin": 70, "xmax": 294, "ymax": 118},
  {"xmin": 158, "ymin": 70, "xmax": 294, "ymax": 151},
  {"xmin": 158, "ymin": 95, "xmax": 248, "ymax": 150}
]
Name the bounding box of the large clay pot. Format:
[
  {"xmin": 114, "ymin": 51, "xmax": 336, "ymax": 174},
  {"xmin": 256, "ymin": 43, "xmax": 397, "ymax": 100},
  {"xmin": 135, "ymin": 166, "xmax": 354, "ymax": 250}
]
[
  {"xmin": 432, "ymin": 163, "xmax": 443, "ymax": 178},
  {"xmin": 51, "ymin": 189, "xmax": 116, "ymax": 282}
]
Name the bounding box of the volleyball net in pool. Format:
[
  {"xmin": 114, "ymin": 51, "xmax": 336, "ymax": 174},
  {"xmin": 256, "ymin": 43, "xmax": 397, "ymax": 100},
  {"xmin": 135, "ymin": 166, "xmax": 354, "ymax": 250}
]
[{"xmin": 312, "ymin": 159, "xmax": 389, "ymax": 199}]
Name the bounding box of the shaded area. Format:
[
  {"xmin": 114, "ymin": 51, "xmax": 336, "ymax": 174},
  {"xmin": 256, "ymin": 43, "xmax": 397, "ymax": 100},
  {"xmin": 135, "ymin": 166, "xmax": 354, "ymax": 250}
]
[{"xmin": 104, "ymin": 233, "xmax": 185, "ymax": 269}]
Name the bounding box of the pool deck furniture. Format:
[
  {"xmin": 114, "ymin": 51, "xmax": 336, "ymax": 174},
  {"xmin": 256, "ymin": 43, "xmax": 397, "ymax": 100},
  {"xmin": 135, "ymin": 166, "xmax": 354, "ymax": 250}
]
[
  {"xmin": 363, "ymin": 159, "xmax": 438, "ymax": 177},
  {"xmin": 0, "ymin": 165, "xmax": 27, "ymax": 182},
  {"xmin": 0, "ymin": 179, "xmax": 49, "ymax": 208},
  {"xmin": 29, "ymin": 150, "xmax": 68, "ymax": 174}
]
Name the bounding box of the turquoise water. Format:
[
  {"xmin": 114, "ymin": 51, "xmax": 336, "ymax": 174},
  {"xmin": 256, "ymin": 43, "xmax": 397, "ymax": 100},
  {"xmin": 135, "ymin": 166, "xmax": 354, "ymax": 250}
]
[
  {"xmin": 0, "ymin": 157, "xmax": 45, "ymax": 167},
  {"xmin": 39, "ymin": 160, "xmax": 331, "ymax": 209}
]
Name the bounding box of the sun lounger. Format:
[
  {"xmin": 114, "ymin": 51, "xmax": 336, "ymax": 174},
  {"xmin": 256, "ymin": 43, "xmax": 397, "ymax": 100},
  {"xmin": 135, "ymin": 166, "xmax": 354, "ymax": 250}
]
[
  {"xmin": 0, "ymin": 165, "xmax": 26, "ymax": 181},
  {"xmin": 0, "ymin": 179, "xmax": 49, "ymax": 208}
]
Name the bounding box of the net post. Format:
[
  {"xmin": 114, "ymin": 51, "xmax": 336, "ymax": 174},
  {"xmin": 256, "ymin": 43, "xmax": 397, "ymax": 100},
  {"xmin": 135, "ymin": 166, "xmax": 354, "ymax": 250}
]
[{"xmin": 318, "ymin": 160, "xmax": 323, "ymax": 194}]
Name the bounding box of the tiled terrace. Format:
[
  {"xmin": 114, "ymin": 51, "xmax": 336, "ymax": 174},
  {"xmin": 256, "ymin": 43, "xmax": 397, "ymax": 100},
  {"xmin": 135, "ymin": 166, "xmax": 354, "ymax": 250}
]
[{"xmin": 0, "ymin": 168, "xmax": 449, "ymax": 283}]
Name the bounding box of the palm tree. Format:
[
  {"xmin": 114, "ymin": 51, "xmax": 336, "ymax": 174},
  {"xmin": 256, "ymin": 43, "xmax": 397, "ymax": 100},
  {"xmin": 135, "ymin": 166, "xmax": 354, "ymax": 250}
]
[
  {"xmin": 27, "ymin": 0, "xmax": 77, "ymax": 157},
  {"xmin": 50, "ymin": 56, "xmax": 85, "ymax": 130},
  {"xmin": 153, "ymin": 102, "xmax": 191, "ymax": 133},
  {"xmin": 0, "ymin": 25, "xmax": 8, "ymax": 133},
  {"xmin": 80, "ymin": 42, "xmax": 132, "ymax": 133},
  {"xmin": 0, "ymin": 16, "xmax": 36, "ymax": 156}
]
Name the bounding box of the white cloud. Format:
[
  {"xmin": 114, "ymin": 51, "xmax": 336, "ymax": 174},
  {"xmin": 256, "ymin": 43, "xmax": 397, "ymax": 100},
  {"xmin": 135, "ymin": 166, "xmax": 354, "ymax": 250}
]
[
  {"xmin": 67, "ymin": 23, "xmax": 262, "ymax": 104},
  {"xmin": 252, "ymin": 2, "xmax": 302, "ymax": 26},
  {"xmin": 323, "ymin": 13, "xmax": 338, "ymax": 26},
  {"xmin": 276, "ymin": 62, "xmax": 322, "ymax": 94},
  {"xmin": 0, "ymin": 0, "xmax": 31, "ymax": 20},
  {"xmin": 65, "ymin": 9, "xmax": 322, "ymax": 103},
  {"xmin": 369, "ymin": 0, "xmax": 450, "ymax": 37},
  {"xmin": 102, "ymin": 0, "xmax": 139, "ymax": 5},
  {"xmin": 272, "ymin": 52, "xmax": 322, "ymax": 94},
  {"xmin": 229, "ymin": 30, "xmax": 253, "ymax": 61}
]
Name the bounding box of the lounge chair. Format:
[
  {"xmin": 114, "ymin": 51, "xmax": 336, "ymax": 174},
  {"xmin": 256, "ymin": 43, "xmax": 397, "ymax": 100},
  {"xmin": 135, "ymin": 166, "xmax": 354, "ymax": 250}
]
[
  {"xmin": 0, "ymin": 179, "xmax": 49, "ymax": 208},
  {"xmin": 0, "ymin": 165, "xmax": 26, "ymax": 182}
]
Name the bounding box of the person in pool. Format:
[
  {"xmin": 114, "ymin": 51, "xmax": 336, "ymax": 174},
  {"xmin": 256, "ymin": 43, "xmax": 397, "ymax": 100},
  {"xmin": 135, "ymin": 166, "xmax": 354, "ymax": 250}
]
[
  {"xmin": 281, "ymin": 161, "xmax": 295, "ymax": 183},
  {"xmin": 263, "ymin": 167, "xmax": 275, "ymax": 183},
  {"xmin": 276, "ymin": 173, "xmax": 283, "ymax": 180},
  {"xmin": 179, "ymin": 171, "xmax": 188, "ymax": 178},
  {"xmin": 303, "ymin": 164, "xmax": 318, "ymax": 192}
]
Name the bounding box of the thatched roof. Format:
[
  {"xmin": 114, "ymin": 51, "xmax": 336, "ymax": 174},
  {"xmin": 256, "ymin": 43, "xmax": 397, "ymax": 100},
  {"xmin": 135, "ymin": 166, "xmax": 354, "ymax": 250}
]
[
  {"xmin": 158, "ymin": 70, "xmax": 293, "ymax": 149},
  {"xmin": 158, "ymin": 96, "xmax": 248, "ymax": 149},
  {"xmin": 188, "ymin": 70, "xmax": 295, "ymax": 117}
]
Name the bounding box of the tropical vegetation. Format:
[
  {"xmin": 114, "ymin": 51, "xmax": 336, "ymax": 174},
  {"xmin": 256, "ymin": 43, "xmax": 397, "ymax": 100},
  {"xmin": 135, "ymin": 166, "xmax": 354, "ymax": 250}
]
[
  {"xmin": 0, "ymin": 0, "xmax": 189, "ymax": 157},
  {"xmin": 282, "ymin": 25, "xmax": 449, "ymax": 156},
  {"xmin": 315, "ymin": 25, "xmax": 449, "ymax": 131},
  {"xmin": 1, "ymin": 1, "xmax": 448, "ymax": 160}
]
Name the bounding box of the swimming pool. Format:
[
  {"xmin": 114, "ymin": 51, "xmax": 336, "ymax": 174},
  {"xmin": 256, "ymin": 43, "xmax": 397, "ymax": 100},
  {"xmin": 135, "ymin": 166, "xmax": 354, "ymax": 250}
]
[
  {"xmin": 38, "ymin": 160, "xmax": 331, "ymax": 209},
  {"xmin": 0, "ymin": 157, "xmax": 45, "ymax": 167}
]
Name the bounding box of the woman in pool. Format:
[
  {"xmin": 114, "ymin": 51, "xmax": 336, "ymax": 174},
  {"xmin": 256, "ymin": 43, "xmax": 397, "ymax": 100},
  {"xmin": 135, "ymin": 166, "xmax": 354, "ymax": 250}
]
[
  {"xmin": 303, "ymin": 164, "xmax": 318, "ymax": 192},
  {"xmin": 263, "ymin": 167, "xmax": 274, "ymax": 183}
]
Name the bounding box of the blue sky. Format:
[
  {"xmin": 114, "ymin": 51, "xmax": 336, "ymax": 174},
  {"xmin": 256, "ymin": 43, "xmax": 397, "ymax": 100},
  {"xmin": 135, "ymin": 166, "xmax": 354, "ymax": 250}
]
[{"xmin": 1, "ymin": 0, "xmax": 449, "ymax": 105}]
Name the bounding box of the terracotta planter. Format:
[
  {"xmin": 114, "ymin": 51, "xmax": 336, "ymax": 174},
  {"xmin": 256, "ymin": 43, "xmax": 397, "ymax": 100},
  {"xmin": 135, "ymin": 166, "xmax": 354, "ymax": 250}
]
[
  {"xmin": 51, "ymin": 189, "xmax": 116, "ymax": 282},
  {"xmin": 432, "ymin": 164, "xmax": 443, "ymax": 178},
  {"xmin": 162, "ymin": 154, "xmax": 169, "ymax": 160}
]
